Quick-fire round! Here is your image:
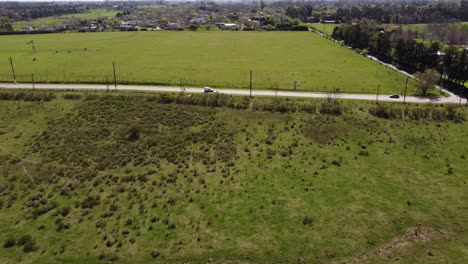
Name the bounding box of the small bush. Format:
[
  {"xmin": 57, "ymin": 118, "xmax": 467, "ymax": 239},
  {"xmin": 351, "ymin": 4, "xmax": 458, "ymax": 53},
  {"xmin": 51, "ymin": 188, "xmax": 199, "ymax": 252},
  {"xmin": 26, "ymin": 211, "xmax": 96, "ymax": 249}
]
[
  {"xmin": 23, "ymin": 240, "xmax": 39, "ymax": 253},
  {"xmin": 62, "ymin": 94, "xmax": 82, "ymax": 100},
  {"xmin": 127, "ymin": 124, "xmax": 143, "ymax": 141},
  {"xmin": 59, "ymin": 206, "xmax": 70, "ymax": 217},
  {"xmin": 302, "ymin": 217, "xmax": 313, "ymax": 225},
  {"xmin": 358, "ymin": 150, "xmax": 369, "ymax": 156},
  {"xmin": 3, "ymin": 237, "xmax": 16, "ymax": 248},
  {"xmin": 151, "ymin": 250, "xmax": 160, "ymax": 259},
  {"xmin": 320, "ymin": 100, "xmax": 343, "ymax": 115},
  {"xmin": 17, "ymin": 235, "xmax": 32, "ymax": 246},
  {"xmin": 81, "ymin": 195, "xmax": 100, "ymax": 209}
]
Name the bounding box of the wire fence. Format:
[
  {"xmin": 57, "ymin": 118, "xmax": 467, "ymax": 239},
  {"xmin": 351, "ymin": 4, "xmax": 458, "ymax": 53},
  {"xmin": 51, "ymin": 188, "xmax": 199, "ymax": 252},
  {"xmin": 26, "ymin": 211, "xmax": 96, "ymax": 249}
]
[{"xmin": 0, "ymin": 71, "xmax": 388, "ymax": 95}]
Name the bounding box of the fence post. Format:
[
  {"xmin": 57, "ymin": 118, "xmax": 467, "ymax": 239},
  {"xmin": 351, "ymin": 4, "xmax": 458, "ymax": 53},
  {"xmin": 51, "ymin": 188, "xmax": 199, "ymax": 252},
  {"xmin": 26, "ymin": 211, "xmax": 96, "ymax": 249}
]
[
  {"xmin": 376, "ymin": 84, "xmax": 380, "ymax": 103},
  {"xmin": 9, "ymin": 57, "xmax": 16, "ymax": 83},
  {"xmin": 403, "ymin": 77, "xmax": 409, "ymax": 104},
  {"xmin": 113, "ymin": 62, "xmax": 117, "ymax": 91},
  {"xmin": 249, "ymin": 70, "xmax": 252, "ymax": 97}
]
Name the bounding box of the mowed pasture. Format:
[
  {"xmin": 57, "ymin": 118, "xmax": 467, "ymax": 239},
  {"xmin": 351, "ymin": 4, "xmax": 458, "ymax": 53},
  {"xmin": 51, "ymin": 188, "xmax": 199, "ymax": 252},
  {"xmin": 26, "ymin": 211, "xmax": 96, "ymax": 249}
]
[
  {"xmin": 0, "ymin": 90, "xmax": 466, "ymax": 263},
  {"xmin": 0, "ymin": 31, "xmax": 416, "ymax": 94}
]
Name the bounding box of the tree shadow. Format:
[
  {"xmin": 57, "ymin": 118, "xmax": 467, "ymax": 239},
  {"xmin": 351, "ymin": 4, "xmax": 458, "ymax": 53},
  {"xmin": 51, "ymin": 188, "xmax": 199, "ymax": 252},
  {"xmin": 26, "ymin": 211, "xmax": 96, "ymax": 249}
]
[{"xmin": 442, "ymin": 81, "xmax": 467, "ymax": 99}]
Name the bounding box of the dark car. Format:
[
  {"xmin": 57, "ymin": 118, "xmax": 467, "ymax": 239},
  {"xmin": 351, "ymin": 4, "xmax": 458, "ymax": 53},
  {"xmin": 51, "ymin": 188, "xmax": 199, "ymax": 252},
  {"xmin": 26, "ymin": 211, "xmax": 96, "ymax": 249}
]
[
  {"xmin": 204, "ymin": 87, "xmax": 214, "ymax": 93},
  {"xmin": 389, "ymin": 94, "xmax": 400, "ymax": 99}
]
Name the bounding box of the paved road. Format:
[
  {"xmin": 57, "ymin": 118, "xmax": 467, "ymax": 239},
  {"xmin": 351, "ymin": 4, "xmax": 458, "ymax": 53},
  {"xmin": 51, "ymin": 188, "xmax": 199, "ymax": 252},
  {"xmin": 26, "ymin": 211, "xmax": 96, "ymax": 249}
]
[{"xmin": 0, "ymin": 82, "xmax": 465, "ymax": 104}]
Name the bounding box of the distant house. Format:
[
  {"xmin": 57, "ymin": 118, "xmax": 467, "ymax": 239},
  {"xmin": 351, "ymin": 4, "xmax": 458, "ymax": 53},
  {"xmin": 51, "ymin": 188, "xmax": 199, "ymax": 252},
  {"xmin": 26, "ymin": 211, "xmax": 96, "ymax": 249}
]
[
  {"xmin": 22, "ymin": 26, "xmax": 34, "ymax": 32},
  {"xmin": 306, "ymin": 16, "xmax": 319, "ymax": 23},
  {"xmin": 190, "ymin": 17, "xmax": 207, "ymax": 24},
  {"xmin": 216, "ymin": 23, "xmax": 238, "ymax": 30},
  {"xmin": 166, "ymin": 22, "xmax": 181, "ymax": 30},
  {"xmin": 243, "ymin": 19, "xmax": 261, "ymax": 29},
  {"xmin": 90, "ymin": 21, "xmax": 99, "ymax": 32},
  {"xmin": 119, "ymin": 21, "xmax": 136, "ymax": 31}
]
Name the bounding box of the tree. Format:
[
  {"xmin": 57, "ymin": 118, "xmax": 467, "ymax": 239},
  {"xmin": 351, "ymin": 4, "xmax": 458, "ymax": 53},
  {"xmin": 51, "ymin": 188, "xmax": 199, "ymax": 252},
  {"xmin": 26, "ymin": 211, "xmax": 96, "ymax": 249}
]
[
  {"xmin": 127, "ymin": 124, "xmax": 143, "ymax": 141},
  {"xmin": 461, "ymin": 0, "xmax": 468, "ymax": 21},
  {"xmin": 259, "ymin": 0, "xmax": 265, "ymax": 11},
  {"xmin": 414, "ymin": 68, "xmax": 440, "ymax": 95},
  {"xmin": 454, "ymin": 48, "xmax": 468, "ymax": 85}
]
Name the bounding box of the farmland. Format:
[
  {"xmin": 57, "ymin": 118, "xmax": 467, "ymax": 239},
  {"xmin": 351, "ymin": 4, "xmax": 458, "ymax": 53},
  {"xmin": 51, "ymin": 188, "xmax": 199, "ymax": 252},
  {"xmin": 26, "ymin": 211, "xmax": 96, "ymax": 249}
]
[
  {"xmin": 12, "ymin": 9, "xmax": 118, "ymax": 31},
  {"xmin": 0, "ymin": 89, "xmax": 466, "ymax": 263},
  {"xmin": 309, "ymin": 23, "xmax": 339, "ymax": 36},
  {"xmin": 0, "ymin": 31, "xmax": 416, "ymax": 94}
]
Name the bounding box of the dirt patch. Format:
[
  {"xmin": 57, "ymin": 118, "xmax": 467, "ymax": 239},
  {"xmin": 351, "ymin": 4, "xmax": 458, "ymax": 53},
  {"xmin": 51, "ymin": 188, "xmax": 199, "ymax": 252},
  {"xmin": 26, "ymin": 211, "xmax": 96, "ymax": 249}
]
[
  {"xmin": 330, "ymin": 226, "xmax": 452, "ymax": 264},
  {"xmin": 379, "ymin": 226, "xmax": 451, "ymax": 258}
]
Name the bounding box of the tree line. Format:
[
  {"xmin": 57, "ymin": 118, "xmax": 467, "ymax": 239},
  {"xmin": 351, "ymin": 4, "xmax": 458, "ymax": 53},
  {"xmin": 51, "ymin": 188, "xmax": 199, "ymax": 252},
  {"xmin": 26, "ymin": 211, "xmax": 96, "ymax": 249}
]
[
  {"xmin": 0, "ymin": 23, "xmax": 13, "ymax": 32},
  {"xmin": 335, "ymin": 1, "xmax": 466, "ymax": 24},
  {"xmin": 332, "ymin": 22, "xmax": 468, "ymax": 87},
  {"xmin": 279, "ymin": 0, "xmax": 468, "ymax": 24}
]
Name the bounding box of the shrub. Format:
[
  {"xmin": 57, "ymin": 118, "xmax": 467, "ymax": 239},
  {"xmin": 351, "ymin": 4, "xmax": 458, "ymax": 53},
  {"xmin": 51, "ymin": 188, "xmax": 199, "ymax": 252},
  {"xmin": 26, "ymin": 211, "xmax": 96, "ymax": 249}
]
[
  {"xmin": 59, "ymin": 206, "xmax": 71, "ymax": 217},
  {"xmin": 23, "ymin": 240, "xmax": 39, "ymax": 253},
  {"xmin": 320, "ymin": 100, "xmax": 343, "ymax": 115},
  {"xmin": 62, "ymin": 94, "xmax": 82, "ymax": 100},
  {"xmin": 358, "ymin": 150, "xmax": 369, "ymax": 156},
  {"xmin": 127, "ymin": 124, "xmax": 143, "ymax": 141},
  {"xmin": 151, "ymin": 250, "xmax": 160, "ymax": 259},
  {"xmin": 3, "ymin": 237, "xmax": 16, "ymax": 248},
  {"xmin": 302, "ymin": 217, "xmax": 313, "ymax": 225},
  {"xmin": 369, "ymin": 104, "xmax": 403, "ymax": 119},
  {"xmin": 81, "ymin": 195, "xmax": 100, "ymax": 209},
  {"xmin": 17, "ymin": 235, "xmax": 32, "ymax": 246}
]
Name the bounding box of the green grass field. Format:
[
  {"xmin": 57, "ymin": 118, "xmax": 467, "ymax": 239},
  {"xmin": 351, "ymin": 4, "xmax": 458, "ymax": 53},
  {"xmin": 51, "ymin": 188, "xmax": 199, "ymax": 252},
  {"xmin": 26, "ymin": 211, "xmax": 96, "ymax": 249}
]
[
  {"xmin": 309, "ymin": 23, "xmax": 339, "ymax": 36},
  {"xmin": 400, "ymin": 22, "xmax": 468, "ymax": 33},
  {"xmin": 0, "ymin": 31, "xmax": 416, "ymax": 94},
  {"xmin": 12, "ymin": 9, "xmax": 117, "ymax": 31},
  {"xmin": 0, "ymin": 90, "xmax": 466, "ymax": 263}
]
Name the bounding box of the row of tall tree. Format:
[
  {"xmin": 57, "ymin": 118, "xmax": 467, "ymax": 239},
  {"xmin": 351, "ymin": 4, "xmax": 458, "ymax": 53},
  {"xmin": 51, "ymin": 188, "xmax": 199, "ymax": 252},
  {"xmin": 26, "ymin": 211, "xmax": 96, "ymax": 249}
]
[
  {"xmin": 335, "ymin": 1, "xmax": 465, "ymax": 24},
  {"xmin": 332, "ymin": 23, "xmax": 468, "ymax": 86},
  {"xmin": 279, "ymin": 0, "xmax": 468, "ymax": 24},
  {"xmin": 0, "ymin": 23, "xmax": 13, "ymax": 32}
]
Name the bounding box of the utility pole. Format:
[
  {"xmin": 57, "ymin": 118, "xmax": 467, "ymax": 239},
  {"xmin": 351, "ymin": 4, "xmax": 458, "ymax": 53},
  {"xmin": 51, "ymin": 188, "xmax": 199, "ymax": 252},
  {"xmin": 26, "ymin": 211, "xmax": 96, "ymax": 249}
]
[
  {"xmin": 459, "ymin": 85, "xmax": 463, "ymax": 106},
  {"xmin": 249, "ymin": 69, "xmax": 252, "ymax": 97},
  {"xmin": 403, "ymin": 77, "xmax": 409, "ymax": 104},
  {"xmin": 32, "ymin": 73, "xmax": 35, "ymax": 89},
  {"xmin": 45, "ymin": 69, "xmax": 48, "ymax": 83},
  {"xmin": 376, "ymin": 84, "xmax": 380, "ymax": 103},
  {"xmin": 8, "ymin": 57, "xmax": 16, "ymax": 83},
  {"xmin": 113, "ymin": 62, "xmax": 117, "ymax": 91}
]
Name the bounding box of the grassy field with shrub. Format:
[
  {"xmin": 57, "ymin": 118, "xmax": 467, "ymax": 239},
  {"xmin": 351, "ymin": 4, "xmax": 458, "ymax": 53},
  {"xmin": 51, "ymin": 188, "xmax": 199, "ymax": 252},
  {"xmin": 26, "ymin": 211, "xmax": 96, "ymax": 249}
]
[
  {"xmin": 0, "ymin": 31, "xmax": 417, "ymax": 94},
  {"xmin": 0, "ymin": 89, "xmax": 466, "ymax": 263}
]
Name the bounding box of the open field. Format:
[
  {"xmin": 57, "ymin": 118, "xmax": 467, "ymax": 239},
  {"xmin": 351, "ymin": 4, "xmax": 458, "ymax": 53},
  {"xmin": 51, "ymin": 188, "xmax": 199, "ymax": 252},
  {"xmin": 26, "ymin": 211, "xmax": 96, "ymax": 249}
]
[
  {"xmin": 12, "ymin": 9, "xmax": 117, "ymax": 31},
  {"xmin": 0, "ymin": 89, "xmax": 466, "ymax": 263},
  {"xmin": 0, "ymin": 31, "xmax": 417, "ymax": 94},
  {"xmin": 399, "ymin": 22, "xmax": 468, "ymax": 33},
  {"xmin": 309, "ymin": 23, "xmax": 339, "ymax": 36}
]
